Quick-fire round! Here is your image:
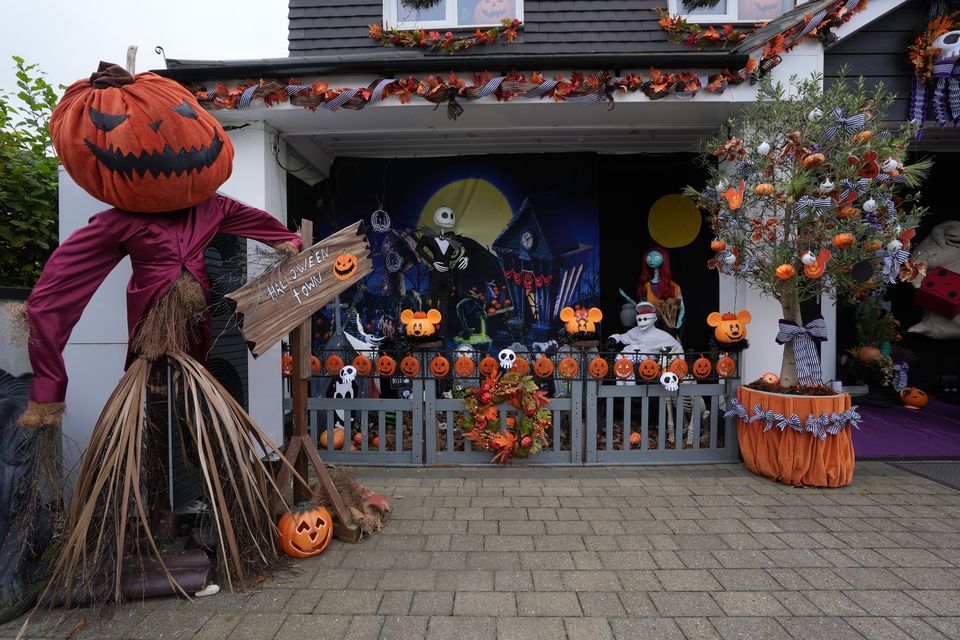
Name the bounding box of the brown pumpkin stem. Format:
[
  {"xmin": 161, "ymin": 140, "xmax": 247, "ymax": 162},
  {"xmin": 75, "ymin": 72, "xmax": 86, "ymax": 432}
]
[{"xmin": 90, "ymin": 61, "xmax": 136, "ymax": 89}]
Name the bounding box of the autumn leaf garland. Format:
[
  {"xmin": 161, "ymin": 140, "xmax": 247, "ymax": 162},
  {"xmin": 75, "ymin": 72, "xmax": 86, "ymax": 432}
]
[{"xmin": 369, "ymin": 18, "xmax": 522, "ymax": 54}]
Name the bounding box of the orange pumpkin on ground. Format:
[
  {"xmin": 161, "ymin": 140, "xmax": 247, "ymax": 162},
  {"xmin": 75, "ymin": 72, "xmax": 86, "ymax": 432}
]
[
  {"xmin": 319, "ymin": 427, "xmax": 345, "ymax": 450},
  {"xmin": 900, "ymin": 387, "xmax": 928, "ymax": 409},
  {"xmin": 629, "ymin": 431, "xmax": 642, "ymax": 447},
  {"xmin": 278, "ymin": 503, "xmax": 333, "ymax": 558},
  {"xmin": 533, "ymin": 356, "xmax": 554, "ymax": 379},
  {"xmin": 50, "ymin": 62, "xmax": 234, "ymax": 213},
  {"xmin": 454, "ymin": 356, "xmax": 475, "ymax": 378}
]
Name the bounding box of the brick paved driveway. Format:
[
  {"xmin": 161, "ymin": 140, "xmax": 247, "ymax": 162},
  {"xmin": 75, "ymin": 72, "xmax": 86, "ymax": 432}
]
[{"xmin": 5, "ymin": 461, "xmax": 960, "ymax": 639}]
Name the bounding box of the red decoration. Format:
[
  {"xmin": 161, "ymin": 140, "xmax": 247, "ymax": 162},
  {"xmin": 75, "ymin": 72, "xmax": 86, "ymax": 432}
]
[
  {"xmin": 915, "ymin": 266, "xmax": 960, "ymax": 319},
  {"xmin": 369, "ymin": 18, "xmax": 522, "ymax": 54}
]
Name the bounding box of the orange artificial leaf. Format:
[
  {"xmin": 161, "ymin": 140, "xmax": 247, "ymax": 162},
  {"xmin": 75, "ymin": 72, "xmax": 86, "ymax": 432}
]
[{"xmin": 722, "ymin": 181, "xmax": 746, "ymax": 210}]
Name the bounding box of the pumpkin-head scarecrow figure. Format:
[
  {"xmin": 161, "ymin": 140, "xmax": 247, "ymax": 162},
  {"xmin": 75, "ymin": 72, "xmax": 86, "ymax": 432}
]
[{"xmin": 19, "ymin": 62, "xmax": 302, "ymax": 606}]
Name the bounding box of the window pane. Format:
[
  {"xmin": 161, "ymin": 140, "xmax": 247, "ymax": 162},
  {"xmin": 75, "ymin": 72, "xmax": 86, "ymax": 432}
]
[
  {"xmin": 738, "ymin": 0, "xmax": 792, "ymax": 21},
  {"xmin": 396, "ymin": 0, "xmax": 447, "ymax": 22},
  {"xmin": 680, "ymin": 0, "xmax": 728, "ymax": 16},
  {"xmin": 460, "ymin": 0, "xmax": 517, "ymax": 25}
]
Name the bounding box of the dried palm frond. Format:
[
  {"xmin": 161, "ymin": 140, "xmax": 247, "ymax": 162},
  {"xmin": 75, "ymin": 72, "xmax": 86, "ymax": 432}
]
[
  {"xmin": 130, "ymin": 272, "xmax": 206, "ymax": 361},
  {"xmin": 24, "ymin": 352, "xmax": 299, "ymax": 631}
]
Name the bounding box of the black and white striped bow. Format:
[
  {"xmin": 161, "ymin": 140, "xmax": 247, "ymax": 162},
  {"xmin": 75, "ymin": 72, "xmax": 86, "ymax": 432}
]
[
  {"xmin": 805, "ymin": 412, "xmax": 832, "ymax": 440},
  {"xmin": 826, "ymin": 108, "xmax": 866, "ymax": 140},
  {"xmin": 839, "ymin": 178, "xmax": 871, "ymax": 201},
  {"xmin": 776, "ymin": 317, "xmax": 829, "ymax": 386},
  {"xmin": 877, "ymin": 247, "xmax": 910, "ymax": 283},
  {"xmin": 794, "ymin": 196, "xmax": 833, "ymax": 218}
]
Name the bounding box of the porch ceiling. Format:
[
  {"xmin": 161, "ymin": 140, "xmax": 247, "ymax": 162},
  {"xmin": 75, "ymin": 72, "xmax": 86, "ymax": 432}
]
[{"xmin": 214, "ymin": 99, "xmax": 745, "ymax": 157}]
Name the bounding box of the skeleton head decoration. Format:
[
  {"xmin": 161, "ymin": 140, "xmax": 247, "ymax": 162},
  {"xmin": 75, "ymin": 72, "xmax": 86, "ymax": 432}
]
[
  {"xmin": 434, "ymin": 206, "xmax": 456, "ymax": 229},
  {"xmin": 498, "ymin": 348, "xmax": 517, "ymax": 369},
  {"xmin": 339, "ymin": 365, "xmax": 358, "ymax": 385},
  {"xmin": 635, "ymin": 302, "xmax": 658, "ymax": 331},
  {"xmin": 659, "ymin": 371, "xmax": 679, "ymax": 392},
  {"xmin": 933, "ymin": 30, "xmax": 960, "ymax": 60}
]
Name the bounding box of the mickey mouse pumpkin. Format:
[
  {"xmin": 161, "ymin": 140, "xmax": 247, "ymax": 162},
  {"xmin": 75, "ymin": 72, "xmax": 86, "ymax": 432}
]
[{"xmin": 706, "ymin": 309, "xmax": 752, "ymax": 344}]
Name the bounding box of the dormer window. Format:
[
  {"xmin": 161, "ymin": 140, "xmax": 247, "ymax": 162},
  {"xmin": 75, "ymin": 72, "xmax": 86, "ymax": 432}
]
[
  {"xmin": 669, "ymin": 0, "xmax": 793, "ymax": 23},
  {"xmin": 384, "ymin": 0, "xmax": 523, "ymax": 30}
]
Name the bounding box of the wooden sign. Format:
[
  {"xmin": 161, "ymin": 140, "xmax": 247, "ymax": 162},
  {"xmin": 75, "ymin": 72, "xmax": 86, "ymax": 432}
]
[{"xmin": 228, "ymin": 221, "xmax": 372, "ymax": 357}]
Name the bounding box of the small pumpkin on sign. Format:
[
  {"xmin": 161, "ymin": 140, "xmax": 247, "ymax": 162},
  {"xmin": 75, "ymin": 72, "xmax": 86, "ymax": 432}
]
[
  {"xmin": 352, "ymin": 354, "xmax": 372, "ymax": 376},
  {"xmin": 281, "ymin": 354, "xmax": 293, "ymax": 377},
  {"xmin": 325, "ymin": 354, "xmax": 344, "ymax": 376},
  {"xmin": 310, "ymin": 355, "xmax": 322, "ymax": 376},
  {"xmin": 513, "ymin": 356, "xmax": 530, "ymax": 376},
  {"xmin": 332, "ymin": 253, "xmax": 359, "ymax": 280},
  {"xmin": 692, "ymin": 356, "xmax": 712, "ymax": 379},
  {"xmin": 667, "ymin": 358, "xmax": 688, "ymax": 379},
  {"xmin": 400, "ymin": 354, "xmax": 420, "ymax": 377},
  {"xmin": 613, "ymin": 356, "xmax": 635, "ymax": 380}
]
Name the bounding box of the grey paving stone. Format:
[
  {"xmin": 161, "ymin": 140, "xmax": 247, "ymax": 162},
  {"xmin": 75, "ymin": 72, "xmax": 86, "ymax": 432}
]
[
  {"xmin": 577, "ymin": 592, "xmax": 626, "ymax": 617},
  {"xmin": 496, "ymin": 617, "xmax": 567, "ymax": 640},
  {"xmin": 191, "ymin": 614, "xmax": 243, "ymax": 640},
  {"xmin": 609, "ymin": 617, "xmax": 685, "ymax": 640},
  {"xmin": 434, "ymin": 570, "xmax": 494, "ymax": 592},
  {"xmin": 220, "ymin": 613, "xmax": 287, "ymax": 640},
  {"xmin": 617, "ymin": 592, "xmax": 659, "ymax": 616},
  {"xmin": 563, "ymin": 617, "xmax": 615, "ymax": 640},
  {"xmin": 495, "ymin": 570, "xmax": 534, "ymax": 592},
  {"xmin": 656, "ymin": 569, "xmax": 723, "ymax": 591},
  {"xmin": 712, "ymin": 591, "xmax": 791, "ymax": 617},
  {"xmin": 924, "ymin": 617, "xmax": 960, "ymax": 639},
  {"xmin": 710, "ymin": 569, "xmax": 782, "ymax": 591},
  {"xmin": 675, "ymin": 617, "xmax": 722, "ymax": 640},
  {"xmin": 378, "ymin": 570, "xmax": 437, "ymax": 591},
  {"xmin": 844, "ymin": 617, "xmax": 913, "ymax": 640},
  {"xmin": 410, "ymin": 592, "xmax": 455, "ymax": 616},
  {"xmin": 650, "ymin": 591, "xmax": 723, "ymax": 617},
  {"xmin": 344, "ymin": 615, "xmax": 384, "ymax": 640},
  {"xmin": 533, "ymin": 570, "xmax": 566, "ymax": 591},
  {"xmin": 777, "ymin": 616, "xmax": 874, "ymax": 640},
  {"xmin": 888, "ymin": 616, "xmax": 952, "ymax": 640},
  {"xmin": 800, "ymin": 590, "xmax": 865, "ymax": 616},
  {"xmin": 904, "ymin": 590, "xmax": 960, "ymax": 615},
  {"xmin": 377, "ymin": 591, "xmax": 413, "ymax": 615},
  {"xmin": 845, "ymin": 590, "xmax": 934, "ymax": 616},
  {"xmin": 381, "ymin": 615, "xmax": 429, "ymax": 639},
  {"xmin": 426, "ymin": 615, "xmax": 495, "ymax": 640},
  {"xmin": 274, "ymin": 614, "xmax": 353, "ymax": 640},
  {"xmin": 517, "ymin": 592, "xmax": 582, "ymax": 617},
  {"xmin": 710, "ymin": 616, "xmax": 788, "ymax": 640},
  {"xmin": 616, "ymin": 570, "xmax": 661, "ymax": 591},
  {"xmin": 561, "ymin": 570, "xmax": 622, "ymax": 592},
  {"xmin": 316, "ymin": 590, "xmax": 385, "ymax": 615},
  {"xmin": 452, "ymin": 592, "xmax": 516, "ymax": 616},
  {"xmin": 891, "ymin": 568, "xmax": 960, "ymax": 590}
]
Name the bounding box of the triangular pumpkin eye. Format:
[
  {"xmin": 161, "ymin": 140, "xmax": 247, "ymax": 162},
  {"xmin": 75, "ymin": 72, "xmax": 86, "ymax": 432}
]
[
  {"xmin": 88, "ymin": 106, "xmax": 129, "ymax": 132},
  {"xmin": 170, "ymin": 100, "xmax": 198, "ymax": 119},
  {"xmin": 315, "ymin": 517, "xmax": 325, "ymax": 528},
  {"xmin": 296, "ymin": 520, "xmax": 310, "ymax": 533}
]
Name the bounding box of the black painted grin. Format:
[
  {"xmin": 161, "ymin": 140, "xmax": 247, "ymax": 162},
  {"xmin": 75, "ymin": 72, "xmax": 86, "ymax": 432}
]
[
  {"xmin": 83, "ymin": 131, "xmax": 224, "ymax": 180},
  {"xmin": 334, "ymin": 265, "xmax": 356, "ymax": 278},
  {"xmin": 480, "ymin": 6, "xmax": 508, "ymax": 19}
]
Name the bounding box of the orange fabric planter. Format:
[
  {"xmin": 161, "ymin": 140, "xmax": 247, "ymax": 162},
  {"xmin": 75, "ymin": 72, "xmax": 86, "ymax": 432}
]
[{"xmin": 737, "ymin": 386, "xmax": 855, "ymax": 487}]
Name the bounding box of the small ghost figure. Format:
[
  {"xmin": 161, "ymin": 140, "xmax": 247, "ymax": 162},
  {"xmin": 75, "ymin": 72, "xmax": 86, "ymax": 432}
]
[{"xmin": 498, "ymin": 348, "xmax": 517, "ymax": 370}]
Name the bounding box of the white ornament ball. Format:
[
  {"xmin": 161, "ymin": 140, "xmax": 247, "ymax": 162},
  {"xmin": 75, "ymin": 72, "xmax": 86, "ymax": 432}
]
[
  {"xmin": 723, "ymin": 252, "xmax": 737, "ymax": 265},
  {"xmin": 862, "ymin": 198, "xmax": 878, "ymax": 213},
  {"xmin": 894, "ymin": 225, "xmax": 903, "ymax": 235},
  {"xmin": 819, "ymin": 179, "xmax": 835, "ymax": 192},
  {"xmin": 716, "ymin": 180, "xmax": 727, "ymax": 191},
  {"xmin": 880, "ymin": 158, "xmax": 901, "ymax": 173},
  {"xmin": 887, "ymin": 239, "xmax": 903, "ymax": 252},
  {"xmin": 756, "ymin": 141, "xmax": 771, "ymax": 156},
  {"xmin": 801, "ymin": 251, "xmax": 817, "ymax": 266},
  {"xmin": 808, "ymin": 108, "xmax": 823, "ymax": 122}
]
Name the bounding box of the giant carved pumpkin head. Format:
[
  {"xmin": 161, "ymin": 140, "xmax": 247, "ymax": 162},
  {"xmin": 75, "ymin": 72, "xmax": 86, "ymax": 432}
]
[
  {"xmin": 278, "ymin": 502, "xmax": 333, "ymax": 558},
  {"xmin": 473, "ymin": 0, "xmax": 514, "ymax": 24},
  {"xmin": 51, "ymin": 62, "xmax": 233, "ymax": 213}
]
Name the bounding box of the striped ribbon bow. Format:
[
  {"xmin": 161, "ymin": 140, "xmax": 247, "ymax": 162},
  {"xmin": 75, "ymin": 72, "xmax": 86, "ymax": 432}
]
[
  {"xmin": 877, "ymin": 248, "xmax": 911, "ymax": 284},
  {"xmin": 724, "ymin": 398, "xmax": 750, "ymax": 421},
  {"xmin": 827, "ymin": 407, "xmax": 861, "ymax": 435},
  {"xmin": 839, "ymin": 178, "xmax": 871, "ymax": 202},
  {"xmin": 750, "ymin": 404, "xmax": 783, "ymax": 432},
  {"xmin": 847, "ymin": 406, "xmax": 862, "ymax": 429},
  {"xmin": 776, "ymin": 317, "xmax": 829, "ymax": 387},
  {"xmin": 794, "ymin": 196, "xmax": 833, "ymax": 218},
  {"xmin": 805, "ymin": 412, "xmax": 832, "ymax": 440},
  {"xmin": 826, "ymin": 108, "xmax": 866, "ymax": 140},
  {"xmin": 778, "ymin": 413, "xmax": 804, "ymax": 433},
  {"xmin": 892, "ymin": 362, "xmax": 909, "ymax": 392}
]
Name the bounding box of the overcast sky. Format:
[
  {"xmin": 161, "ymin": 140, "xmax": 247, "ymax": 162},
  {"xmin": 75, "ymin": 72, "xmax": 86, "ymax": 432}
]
[{"xmin": 0, "ymin": 0, "xmax": 288, "ymax": 102}]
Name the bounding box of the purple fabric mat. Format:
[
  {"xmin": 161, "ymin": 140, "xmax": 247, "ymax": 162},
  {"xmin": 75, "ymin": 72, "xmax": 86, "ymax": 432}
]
[{"xmin": 853, "ymin": 396, "xmax": 960, "ymax": 458}]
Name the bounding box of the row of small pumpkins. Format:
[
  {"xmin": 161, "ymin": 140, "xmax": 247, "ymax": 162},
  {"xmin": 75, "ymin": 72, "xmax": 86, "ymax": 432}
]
[{"xmin": 284, "ymin": 352, "xmax": 735, "ymax": 380}]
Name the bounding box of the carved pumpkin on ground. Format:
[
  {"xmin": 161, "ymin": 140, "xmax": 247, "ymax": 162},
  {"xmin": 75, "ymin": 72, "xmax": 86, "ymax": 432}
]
[
  {"xmin": 454, "ymin": 356, "xmax": 475, "ymax": 378},
  {"xmin": 707, "ymin": 310, "xmax": 752, "ymax": 344},
  {"xmin": 319, "ymin": 426, "xmax": 345, "ymax": 450},
  {"xmin": 50, "ymin": 62, "xmax": 234, "ymax": 213},
  {"xmin": 430, "ymin": 354, "xmax": 450, "ymax": 378},
  {"xmin": 900, "ymin": 387, "xmax": 928, "ymax": 409},
  {"xmin": 558, "ymin": 355, "xmax": 579, "ymax": 379},
  {"xmin": 533, "ymin": 356, "xmax": 554, "ymax": 379},
  {"xmin": 332, "ymin": 253, "xmax": 359, "ymax": 280},
  {"xmin": 278, "ymin": 503, "xmax": 334, "ymax": 558},
  {"xmin": 400, "ymin": 309, "xmax": 442, "ymax": 338},
  {"xmin": 588, "ymin": 356, "xmax": 609, "ymax": 379}
]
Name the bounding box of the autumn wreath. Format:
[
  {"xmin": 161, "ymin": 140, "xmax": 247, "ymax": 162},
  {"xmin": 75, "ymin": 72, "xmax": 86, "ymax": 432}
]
[{"xmin": 459, "ymin": 372, "xmax": 551, "ymax": 464}]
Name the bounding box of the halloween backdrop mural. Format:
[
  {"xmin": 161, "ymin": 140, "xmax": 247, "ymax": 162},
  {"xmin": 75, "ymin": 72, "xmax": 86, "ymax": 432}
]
[{"xmin": 311, "ymin": 154, "xmax": 601, "ymax": 354}]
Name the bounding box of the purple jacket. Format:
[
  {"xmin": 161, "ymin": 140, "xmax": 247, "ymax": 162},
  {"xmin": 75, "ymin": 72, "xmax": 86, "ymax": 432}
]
[{"xmin": 26, "ymin": 194, "xmax": 301, "ymax": 403}]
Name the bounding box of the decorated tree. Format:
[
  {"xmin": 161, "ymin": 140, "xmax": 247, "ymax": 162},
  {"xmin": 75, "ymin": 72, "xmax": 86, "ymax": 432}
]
[{"xmin": 688, "ymin": 74, "xmax": 930, "ymax": 389}]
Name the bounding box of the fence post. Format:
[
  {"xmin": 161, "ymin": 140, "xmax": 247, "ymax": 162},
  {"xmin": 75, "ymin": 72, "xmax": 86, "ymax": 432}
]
[
  {"xmin": 583, "ymin": 379, "xmax": 596, "ymax": 464},
  {"xmin": 413, "ymin": 378, "xmax": 427, "ymax": 465}
]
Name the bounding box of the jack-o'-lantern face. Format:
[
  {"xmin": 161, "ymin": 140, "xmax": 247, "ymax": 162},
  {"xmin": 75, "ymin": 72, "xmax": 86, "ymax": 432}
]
[
  {"xmin": 473, "ymin": 0, "xmax": 514, "ymax": 24},
  {"xmin": 759, "ymin": 371, "xmax": 779, "ymax": 385},
  {"xmin": 430, "ymin": 354, "xmax": 450, "ymax": 377},
  {"xmin": 667, "ymin": 358, "xmax": 688, "ymax": 380},
  {"xmin": 400, "ymin": 354, "xmax": 421, "ymax": 377},
  {"xmin": 50, "ymin": 63, "xmax": 234, "ymax": 213},
  {"xmin": 716, "ymin": 356, "xmax": 737, "ymax": 378},
  {"xmin": 325, "ymin": 354, "xmax": 344, "ymax": 376},
  {"xmin": 707, "ymin": 309, "xmax": 752, "ymax": 344},
  {"xmin": 333, "ymin": 253, "xmax": 359, "ymax": 281},
  {"xmin": 558, "ymin": 355, "xmax": 579, "ymax": 379},
  {"xmin": 513, "ymin": 356, "xmax": 530, "ymax": 376},
  {"xmin": 692, "ymin": 356, "xmax": 712, "ymax": 379},
  {"xmin": 376, "ymin": 355, "xmax": 396, "ymax": 376},
  {"xmin": 310, "ymin": 355, "xmax": 321, "ymax": 376},
  {"xmin": 281, "ymin": 354, "xmax": 293, "ymax": 377},
  {"xmin": 479, "ymin": 356, "xmax": 499, "ymax": 377},
  {"xmin": 533, "ymin": 356, "xmax": 554, "ymax": 379},
  {"xmin": 588, "ymin": 356, "xmax": 609, "ymax": 379},
  {"xmin": 637, "ymin": 358, "xmax": 660, "ymax": 381},
  {"xmin": 900, "ymin": 387, "xmax": 928, "ymax": 409},
  {"xmin": 613, "ymin": 357, "xmax": 634, "ymax": 380},
  {"xmin": 278, "ymin": 502, "xmax": 333, "ymax": 559},
  {"xmin": 454, "ymin": 355, "xmax": 475, "ymax": 377},
  {"xmin": 400, "ymin": 309, "xmax": 442, "ymax": 338},
  {"xmin": 352, "ymin": 354, "xmax": 372, "ymax": 376}
]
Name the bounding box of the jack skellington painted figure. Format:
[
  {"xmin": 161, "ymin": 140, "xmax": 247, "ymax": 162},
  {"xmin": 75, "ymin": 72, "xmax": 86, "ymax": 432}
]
[{"xmin": 415, "ymin": 206, "xmax": 470, "ymax": 273}]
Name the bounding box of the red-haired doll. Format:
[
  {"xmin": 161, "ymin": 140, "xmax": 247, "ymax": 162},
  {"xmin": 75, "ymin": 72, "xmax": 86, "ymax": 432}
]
[{"xmin": 635, "ymin": 247, "xmax": 685, "ymax": 329}]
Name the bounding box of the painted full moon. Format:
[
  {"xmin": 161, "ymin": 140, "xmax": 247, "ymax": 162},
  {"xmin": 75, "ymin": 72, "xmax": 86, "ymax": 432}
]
[
  {"xmin": 647, "ymin": 194, "xmax": 702, "ymax": 248},
  {"xmin": 418, "ymin": 179, "xmax": 514, "ymax": 248}
]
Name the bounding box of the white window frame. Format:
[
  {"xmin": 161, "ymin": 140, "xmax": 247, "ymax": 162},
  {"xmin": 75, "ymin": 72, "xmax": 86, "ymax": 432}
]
[
  {"xmin": 383, "ymin": 0, "xmax": 524, "ymax": 30},
  {"xmin": 668, "ymin": 0, "xmax": 796, "ymax": 24}
]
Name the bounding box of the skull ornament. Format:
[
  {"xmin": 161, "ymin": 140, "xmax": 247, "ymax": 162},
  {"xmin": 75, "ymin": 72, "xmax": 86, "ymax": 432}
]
[
  {"xmin": 434, "ymin": 205, "xmax": 456, "ymax": 229},
  {"xmin": 659, "ymin": 371, "xmax": 679, "ymax": 392},
  {"xmin": 498, "ymin": 348, "xmax": 517, "ymax": 369},
  {"xmin": 933, "ymin": 30, "xmax": 960, "ymax": 59},
  {"xmin": 339, "ymin": 365, "xmax": 358, "ymax": 385}
]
